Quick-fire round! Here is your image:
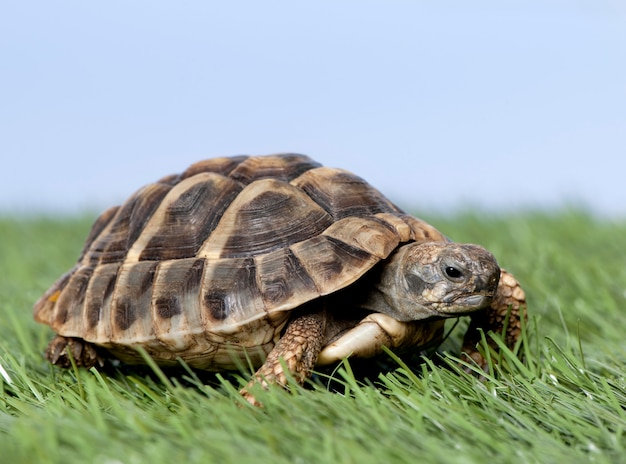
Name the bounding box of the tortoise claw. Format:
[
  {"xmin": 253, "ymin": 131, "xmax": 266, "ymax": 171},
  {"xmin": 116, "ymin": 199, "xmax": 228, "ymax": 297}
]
[{"xmin": 239, "ymin": 385, "xmax": 266, "ymax": 408}]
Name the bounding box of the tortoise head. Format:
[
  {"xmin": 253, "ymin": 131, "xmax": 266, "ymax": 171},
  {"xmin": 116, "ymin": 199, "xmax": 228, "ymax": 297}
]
[{"xmin": 370, "ymin": 242, "xmax": 500, "ymax": 322}]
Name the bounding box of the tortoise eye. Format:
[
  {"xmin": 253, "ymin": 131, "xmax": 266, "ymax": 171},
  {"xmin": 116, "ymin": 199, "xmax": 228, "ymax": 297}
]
[{"xmin": 445, "ymin": 266, "xmax": 463, "ymax": 280}]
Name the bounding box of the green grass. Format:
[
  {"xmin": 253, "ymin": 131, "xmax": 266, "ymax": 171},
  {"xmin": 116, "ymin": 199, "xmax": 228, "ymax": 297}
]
[{"xmin": 1, "ymin": 211, "xmax": 625, "ymax": 463}]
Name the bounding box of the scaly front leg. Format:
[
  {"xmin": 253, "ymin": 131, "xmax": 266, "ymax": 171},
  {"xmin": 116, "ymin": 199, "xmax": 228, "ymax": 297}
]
[{"xmin": 240, "ymin": 310, "xmax": 326, "ymax": 406}]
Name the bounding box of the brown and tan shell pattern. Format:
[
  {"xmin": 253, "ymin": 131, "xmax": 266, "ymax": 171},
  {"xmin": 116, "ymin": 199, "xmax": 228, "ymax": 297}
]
[{"xmin": 34, "ymin": 154, "xmax": 445, "ymax": 369}]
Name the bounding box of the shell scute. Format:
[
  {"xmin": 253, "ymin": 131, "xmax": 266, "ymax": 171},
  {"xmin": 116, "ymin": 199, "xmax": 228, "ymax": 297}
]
[
  {"xmin": 401, "ymin": 215, "xmax": 447, "ymax": 242},
  {"xmin": 87, "ymin": 183, "xmax": 173, "ymax": 265},
  {"xmin": 200, "ymin": 257, "xmax": 266, "ymax": 332},
  {"xmin": 152, "ymin": 259, "xmax": 204, "ymax": 320},
  {"xmin": 228, "ymin": 153, "xmax": 321, "ymax": 184},
  {"xmin": 291, "ymin": 235, "xmax": 378, "ymax": 295},
  {"xmin": 52, "ymin": 265, "xmax": 94, "ymax": 334},
  {"xmin": 321, "ymin": 216, "xmax": 402, "ymax": 259},
  {"xmin": 150, "ymin": 258, "xmax": 206, "ymax": 352},
  {"xmin": 83, "ymin": 262, "xmax": 119, "ymax": 333},
  {"xmin": 77, "ymin": 206, "xmax": 119, "ymax": 262},
  {"xmin": 197, "ymin": 178, "xmax": 333, "ymax": 259},
  {"xmin": 127, "ymin": 173, "xmax": 243, "ymax": 262},
  {"xmin": 255, "ymin": 247, "xmax": 319, "ymax": 312},
  {"xmin": 181, "ymin": 155, "xmax": 249, "ymax": 180},
  {"xmin": 109, "ymin": 261, "xmax": 158, "ymax": 341},
  {"xmin": 292, "ymin": 167, "xmax": 401, "ymax": 220},
  {"xmin": 33, "ymin": 268, "xmax": 74, "ymax": 327}
]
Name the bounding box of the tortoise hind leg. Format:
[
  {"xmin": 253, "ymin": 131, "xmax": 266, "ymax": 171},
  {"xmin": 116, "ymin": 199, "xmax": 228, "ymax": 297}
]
[
  {"xmin": 45, "ymin": 335, "xmax": 103, "ymax": 369},
  {"xmin": 461, "ymin": 269, "xmax": 527, "ymax": 370}
]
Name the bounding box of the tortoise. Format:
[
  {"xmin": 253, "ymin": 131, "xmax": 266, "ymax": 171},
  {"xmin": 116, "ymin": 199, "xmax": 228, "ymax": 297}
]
[{"xmin": 34, "ymin": 153, "xmax": 526, "ymax": 404}]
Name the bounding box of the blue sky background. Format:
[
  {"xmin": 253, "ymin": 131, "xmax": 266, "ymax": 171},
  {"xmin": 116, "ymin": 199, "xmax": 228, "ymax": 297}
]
[{"xmin": 2, "ymin": 1, "xmax": 625, "ymax": 217}]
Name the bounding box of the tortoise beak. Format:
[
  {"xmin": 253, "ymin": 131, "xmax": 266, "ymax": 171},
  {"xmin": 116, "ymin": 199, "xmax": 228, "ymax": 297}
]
[{"xmin": 442, "ymin": 293, "xmax": 493, "ymax": 314}]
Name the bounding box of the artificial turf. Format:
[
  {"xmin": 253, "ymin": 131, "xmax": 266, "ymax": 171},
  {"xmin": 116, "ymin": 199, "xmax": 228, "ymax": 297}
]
[{"xmin": 1, "ymin": 211, "xmax": 624, "ymax": 463}]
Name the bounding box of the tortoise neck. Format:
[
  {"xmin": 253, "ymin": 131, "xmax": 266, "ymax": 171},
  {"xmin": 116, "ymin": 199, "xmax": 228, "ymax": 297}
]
[{"xmin": 357, "ymin": 245, "xmax": 432, "ymax": 322}]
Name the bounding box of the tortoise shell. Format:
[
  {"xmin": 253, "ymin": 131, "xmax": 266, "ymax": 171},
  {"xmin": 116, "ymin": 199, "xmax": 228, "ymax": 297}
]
[{"xmin": 34, "ymin": 154, "xmax": 447, "ymax": 369}]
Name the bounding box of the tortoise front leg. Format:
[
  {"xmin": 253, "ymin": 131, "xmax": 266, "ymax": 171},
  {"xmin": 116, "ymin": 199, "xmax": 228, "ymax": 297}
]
[
  {"xmin": 240, "ymin": 310, "xmax": 327, "ymax": 406},
  {"xmin": 45, "ymin": 335, "xmax": 103, "ymax": 369},
  {"xmin": 461, "ymin": 269, "xmax": 527, "ymax": 370}
]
